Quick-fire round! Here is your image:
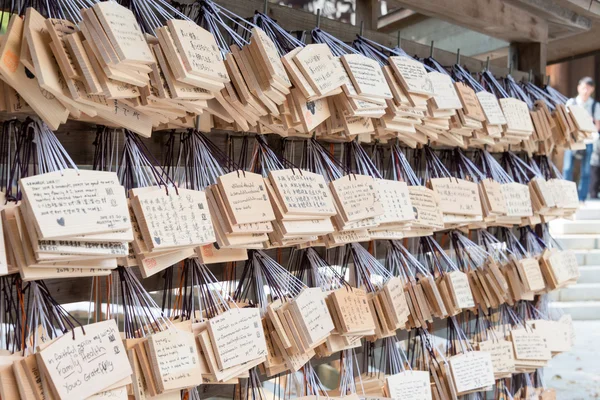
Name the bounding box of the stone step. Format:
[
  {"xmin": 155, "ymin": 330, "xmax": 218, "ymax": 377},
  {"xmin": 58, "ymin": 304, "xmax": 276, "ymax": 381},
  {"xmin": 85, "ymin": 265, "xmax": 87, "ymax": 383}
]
[
  {"xmin": 575, "ymin": 200, "xmax": 600, "ymax": 220},
  {"xmin": 550, "ymin": 220, "xmax": 600, "ymax": 235},
  {"xmin": 575, "ymin": 207, "xmax": 600, "ymax": 221},
  {"xmin": 554, "ymin": 283, "xmax": 600, "ymax": 302},
  {"xmin": 571, "ymin": 250, "xmax": 600, "ymax": 266},
  {"xmin": 573, "ymin": 250, "xmax": 587, "ymax": 265},
  {"xmin": 553, "ymin": 234, "xmax": 600, "ymax": 250},
  {"xmin": 578, "ymin": 266, "xmax": 600, "ymax": 283},
  {"xmin": 549, "ymin": 301, "xmax": 600, "ymax": 320}
]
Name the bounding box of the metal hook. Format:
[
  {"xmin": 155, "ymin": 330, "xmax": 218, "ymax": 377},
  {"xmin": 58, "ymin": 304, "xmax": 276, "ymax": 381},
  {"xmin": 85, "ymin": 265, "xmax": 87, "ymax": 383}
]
[
  {"xmin": 456, "ymin": 49, "xmax": 460, "ymax": 65},
  {"xmin": 316, "ymin": 9, "xmax": 321, "ymax": 29},
  {"xmin": 359, "ymin": 20, "xmax": 364, "ymax": 36},
  {"xmin": 263, "ymin": 0, "xmax": 268, "ymax": 14},
  {"xmin": 485, "ymin": 56, "xmax": 490, "ymax": 71},
  {"xmin": 528, "ymin": 69, "xmax": 532, "ymax": 82},
  {"xmin": 429, "ymin": 40, "xmax": 434, "ymax": 58},
  {"xmin": 397, "ymin": 31, "xmax": 401, "ymax": 47}
]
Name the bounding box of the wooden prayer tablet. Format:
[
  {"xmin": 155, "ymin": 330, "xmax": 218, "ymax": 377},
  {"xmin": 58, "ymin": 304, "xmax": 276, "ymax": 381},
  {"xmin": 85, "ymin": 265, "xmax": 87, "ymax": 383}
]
[
  {"xmin": 15, "ymin": 354, "xmax": 44, "ymax": 399},
  {"xmin": 476, "ymin": 91, "xmax": 506, "ymax": 126},
  {"xmin": 373, "ymin": 179, "xmax": 414, "ymax": 225},
  {"xmin": 25, "ymin": 8, "xmax": 98, "ymax": 119},
  {"xmin": 0, "ymin": 211, "xmax": 7, "ymax": 276},
  {"xmin": 447, "ymin": 271, "xmax": 475, "ymax": 309},
  {"xmin": 82, "ymin": 37, "xmax": 141, "ymax": 98},
  {"xmin": 477, "ymin": 340, "xmax": 515, "ymax": 378},
  {"xmin": 342, "ymin": 115, "xmax": 375, "ymax": 136},
  {"xmin": 92, "ymin": 1, "xmax": 154, "ymax": 65},
  {"xmin": 282, "ymin": 48, "xmax": 317, "ymax": 99},
  {"xmin": 267, "ymin": 169, "xmax": 336, "ymax": 216},
  {"xmin": 544, "ymin": 249, "xmax": 580, "ymax": 286},
  {"xmin": 427, "ymin": 72, "xmax": 462, "ymax": 111},
  {"xmin": 217, "ymin": 171, "xmax": 276, "ymax": 225},
  {"xmin": 95, "ymin": 99, "xmax": 153, "ymax": 138},
  {"xmin": 407, "ymin": 186, "xmax": 444, "ymax": 230},
  {"xmin": 80, "ymin": 8, "xmax": 119, "ymax": 66},
  {"xmin": 132, "ymin": 187, "xmax": 215, "ymax": 250},
  {"xmin": 19, "ymin": 21, "xmax": 36, "ymax": 72},
  {"xmin": 293, "ymin": 44, "xmax": 346, "ymax": 96},
  {"xmin": 0, "ymin": 354, "xmax": 24, "ymax": 400},
  {"xmin": 329, "ymin": 287, "xmax": 376, "ymax": 335},
  {"xmin": 290, "ymin": 288, "xmax": 335, "ymax": 346},
  {"xmin": 207, "ymin": 308, "xmax": 267, "ymax": 370},
  {"xmin": 510, "ymin": 328, "xmax": 552, "ymax": 361},
  {"xmin": 250, "ymin": 27, "xmax": 291, "ymax": 88},
  {"xmin": 454, "ymin": 82, "xmax": 485, "ymax": 122},
  {"xmin": 546, "ymin": 179, "xmax": 579, "ymax": 210},
  {"xmin": 45, "ymin": 19, "xmax": 78, "ymax": 80},
  {"xmin": 156, "ymin": 26, "xmax": 216, "ymax": 91},
  {"xmin": 65, "ymin": 32, "xmax": 104, "ymax": 94},
  {"xmin": 152, "ymin": 44, "xmax": 211, "ymax": 101},
  {"xmin": 146, "ymin": 329, "xmax": 203, "ymax": 392},
  {"xmin": 385, "ymin": 370, "xmax": 432, "ymax": 400},
  {"xmin": 480, "ymin": 179, "xmax": 507, "ymax": 216},
  {"xmin": 517, "ymin": 258, "xmax": 545, "ymax": 292},
  {"xmin": 389, "ymin": 57, "xmax": 433, "ymax": 96},
  {"xmin": 197, "ymin": 330, "xmax": 260, "ymax": 382},
  {"xmin": 37, "ymin": 320, "xmax": 132, "ymax": 399},
  {"xmin": 448, "ymin": 351, "xmax": 495, "ymax": 394},
  {"xmin": 568, "ymin": 104, "xmax": 597, "ymax": 133},
  {"xmin": 0, "ymin": 15, "xmax": 69, "ymax": 130},
  {"xmin": 20, "ymin": 170, "xmax": 130, "ymax": 240},
  {"xmin": 196, "ymin": 244, "xmax": 248, "ymax": 264},
  {"xmin": 429, "ymin": 178, "xmax": 481, "ymax": 216},
  {"xmin": 499, "ymin": 98, "xmax": 534, "ymax": 133},
  {"xmin": 340, "ymin": 54, "xmax": 392, "ymax": 100},
  {"xmin": 166, "ymin": 19, "xmax": 228, "ymax": 84},
  {"xmin": 330, "ymin": 175, "xmax": 383, "ymax": 223},
  {"xmin": 209, "ymin": 184, "xmax": 273, "ymax": 236},
  {"xmin": 290, "ymin": 89, "xmax": 331, "ymax": 132},
  {"xmin": 380, "ymin": 277, "xmax": 410, "ymax": 329},
  {"xmin": 501, "ymin": 182, "xmax": 533, "ymax": 217},
  {"xmin": 419, "ymin": 274, "xmax": 447, "ymax": 319}
]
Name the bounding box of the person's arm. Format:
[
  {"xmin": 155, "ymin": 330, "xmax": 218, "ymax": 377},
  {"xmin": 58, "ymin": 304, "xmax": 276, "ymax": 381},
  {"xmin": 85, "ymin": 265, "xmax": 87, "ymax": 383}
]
[{"xmin": 595, "ymin": 102, "xmax": 600, "ymax": 131}]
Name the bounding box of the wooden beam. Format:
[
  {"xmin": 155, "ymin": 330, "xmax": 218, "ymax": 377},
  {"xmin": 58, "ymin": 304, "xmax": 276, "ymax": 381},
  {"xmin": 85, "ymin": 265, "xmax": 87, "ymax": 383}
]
[
  {"xmin": 388, "ymin": 0, "xmax": 548, "ymax": 43},
  {"xmin": 546, "ymin": 20, "xmax": 600, "ymax": 63},
  {"xmin": 216, "ymin": 0, "xmax": 529, "ymax": 81},
  {"xmin": 505, "ymin": 0, "xmax": 592, "ymax": 31},
  {"xmin": 558, "ymin": 0, "xmax": 600, "ymax": 19},
  {"xmin": 504, "ymin": 0, "xmax": 592, "ymax": 42},
  {"xmin": 590, "ymin": 1, "xmax": 600, "ymax": 16},
  {"xmin": 377, "ymin": 8, "xmax": 429, "ymax": 32}
]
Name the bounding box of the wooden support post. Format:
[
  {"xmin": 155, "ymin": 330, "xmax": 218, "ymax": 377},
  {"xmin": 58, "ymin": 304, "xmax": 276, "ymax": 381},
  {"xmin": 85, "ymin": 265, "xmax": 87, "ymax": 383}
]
[
  {"xmin": 594, "ymin": 55, "xmax": 600, "ymax": 98},
  {"xmin": 356, "ymin": 0, "xmax": 379, "ymax": 30},
  {"xmin": 510, "ymin": 42, "xmax": 548, "ymax": 84}
]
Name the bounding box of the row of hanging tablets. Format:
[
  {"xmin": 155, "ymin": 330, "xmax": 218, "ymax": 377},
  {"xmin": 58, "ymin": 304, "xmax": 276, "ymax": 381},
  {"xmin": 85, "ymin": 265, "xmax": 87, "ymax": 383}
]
[
  {"xmin": 0, "ymin": 117, "xmax": 576, "ymax": 399},
  {"xmin": 0, "ymin": 121, "xmax": 580, "ymax": 282},
  {"xmin": 0, "ymin": 0, "xmax": 594, "ymax": 153},
  {"xmin": 0, "ymin": 232, "xmax": 571, "ymax": 399}
]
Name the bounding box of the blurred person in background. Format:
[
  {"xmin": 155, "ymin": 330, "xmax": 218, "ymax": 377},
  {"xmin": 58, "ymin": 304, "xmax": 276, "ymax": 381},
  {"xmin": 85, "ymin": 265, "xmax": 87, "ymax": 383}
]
[{"xmin": 564, "ymin": 77, "xmax": 600, "ymax": 201}]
